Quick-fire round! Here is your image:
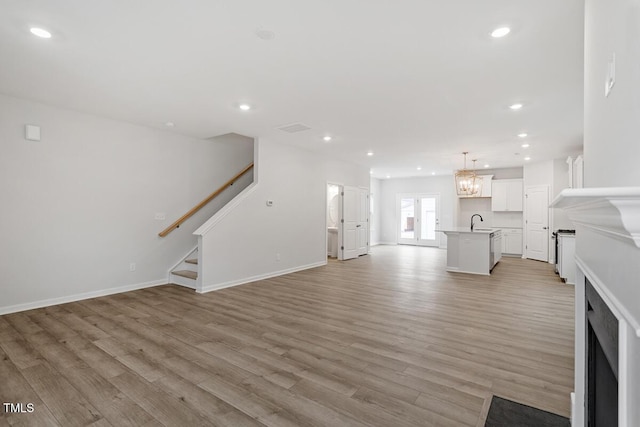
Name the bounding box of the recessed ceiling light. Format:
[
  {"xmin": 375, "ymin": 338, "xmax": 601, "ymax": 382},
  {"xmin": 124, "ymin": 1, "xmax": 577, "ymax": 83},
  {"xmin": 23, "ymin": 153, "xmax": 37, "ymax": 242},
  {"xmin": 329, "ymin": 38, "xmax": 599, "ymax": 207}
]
[
  {"xmin": 30, "ymin": 27, "xmax": 52, "ymax": 38},
  {"xmin": 484, "ymin": 164, "xmax": 490, "ymax": 168},
  {"xmin": 521, "ymin": 143, "xmax": 530, "ymax": 148},
  {"xmin": 491, "ymin": 27, "xmax": 511, "ymax": 38},
  {"xmin": 386, "ymin": 174, "xmax": 391, "ymax": 179},
  {"xmin": 239, "ymin": 104, "xmax": 251, "ymax": 111},
  {"xmin": 432, "ymin": 172, "xmax": 436, "ymax": 176},
  {"xmin": 524, "ymin": 156, "xmax": 531, "ymax": 161},
  {"xmin": 367, "ymin": 151, "xmax": 374, "ymax": 156},
  {"xmin": 323, "ymin": 136, "xmax": 332, "ymax": 142},
  {"xmin": 369, "ymin": 170, "xmax": 373, "ymax": 175},
  {"xmin": 417, "ymin": 167, "xmax": 422, "ymax": 171},
  {"xmin": 510, "ymin": 103, "xmax": 523, "ymax": 110},
  {"xmin": 165, "ymin": 121, "xmax": 175, "ymax": 127},
  {"xmin": 518, "ymin": 133, "xmax": 528, "ymax": 138}
]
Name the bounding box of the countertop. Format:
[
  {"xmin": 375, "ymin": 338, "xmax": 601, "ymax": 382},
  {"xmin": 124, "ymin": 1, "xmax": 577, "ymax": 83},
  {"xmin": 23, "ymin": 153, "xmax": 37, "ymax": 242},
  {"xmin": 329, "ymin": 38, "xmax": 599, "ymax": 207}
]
[{"xmin": 436, "ymin": 227, "xmax": 501, "ymax": 234}]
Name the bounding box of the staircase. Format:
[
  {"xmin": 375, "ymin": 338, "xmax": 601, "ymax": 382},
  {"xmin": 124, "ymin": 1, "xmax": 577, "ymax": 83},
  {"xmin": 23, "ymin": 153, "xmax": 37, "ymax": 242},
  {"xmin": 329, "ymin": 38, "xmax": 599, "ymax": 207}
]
[{"xmin": 170, "ymin": 248, "xmax": 199, "ymax": 289}]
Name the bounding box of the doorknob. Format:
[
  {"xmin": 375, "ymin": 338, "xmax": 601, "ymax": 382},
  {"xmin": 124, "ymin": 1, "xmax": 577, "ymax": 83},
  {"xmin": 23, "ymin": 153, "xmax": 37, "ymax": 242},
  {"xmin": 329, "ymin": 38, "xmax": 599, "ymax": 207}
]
[
  {"xmin": 356, "ymin": 225, "xmax": 361, "ymax": 227},
  {"xmin": 543, "ymin": 227, "xmax": 548, "ymax": 230}
]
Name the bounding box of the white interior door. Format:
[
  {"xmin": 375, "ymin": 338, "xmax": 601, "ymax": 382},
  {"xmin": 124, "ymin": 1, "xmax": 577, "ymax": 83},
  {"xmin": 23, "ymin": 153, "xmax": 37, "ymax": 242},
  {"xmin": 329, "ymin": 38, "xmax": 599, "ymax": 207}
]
[
  {"xmin": 397, "ymin": 193, "xmax": 440, "ymax": 247},
  {"xmin": 357, "ymin": 188, "xmax": 369, "ymax": 256},
  {"xmin": 525, "ymin": 185, "xmax": 549, "ymax": 261},
  {"xmin": 418, "ymin": 194, "xmax": 440, "ymax": 247},
  {"xmin": 341, "ymin": 185, "xmax": 358, "ymax": 260}
]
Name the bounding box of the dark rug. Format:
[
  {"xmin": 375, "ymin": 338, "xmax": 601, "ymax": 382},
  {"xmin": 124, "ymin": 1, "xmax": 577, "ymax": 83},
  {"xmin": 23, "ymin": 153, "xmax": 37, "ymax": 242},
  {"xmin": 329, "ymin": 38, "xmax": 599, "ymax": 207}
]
[{"xmin": 485, "ymin": 396, "xmax": 570, "ymax": 427}]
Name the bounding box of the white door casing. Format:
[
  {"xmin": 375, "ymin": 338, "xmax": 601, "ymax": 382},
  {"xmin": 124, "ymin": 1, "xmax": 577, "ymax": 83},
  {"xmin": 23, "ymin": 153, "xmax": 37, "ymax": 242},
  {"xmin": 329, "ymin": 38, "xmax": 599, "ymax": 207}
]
[
  {"xmin": 341, "ymin": 185, "xmax": 358, "ymax": 260},
  {"xmin": 357, "ymin": 188, "xmax": 369, "ymax": 256},
  {"xmin": 525, "ymin": 185, "xmax": 549, "ymax": 262}
]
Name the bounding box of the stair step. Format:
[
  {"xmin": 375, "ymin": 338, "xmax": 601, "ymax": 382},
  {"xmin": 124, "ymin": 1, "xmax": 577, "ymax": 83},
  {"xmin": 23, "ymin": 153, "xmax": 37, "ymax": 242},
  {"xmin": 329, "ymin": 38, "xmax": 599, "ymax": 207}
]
[
  {"xmin": 185, "ymin": 258, "xmax": 198, "ymax": 265},
  {"xmin": 172, "ymin": 270, "xmax": 197, "ymax": 280}
]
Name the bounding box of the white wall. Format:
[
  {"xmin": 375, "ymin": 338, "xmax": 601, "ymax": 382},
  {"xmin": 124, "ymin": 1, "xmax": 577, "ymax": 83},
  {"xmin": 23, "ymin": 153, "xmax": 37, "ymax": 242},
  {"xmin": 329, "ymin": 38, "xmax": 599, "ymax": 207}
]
[
  {"xmin": 584, "ymin": 0, "xmax": 640, "ymax": 187},
  {"xmin": 378, "ymin": 175, "xmax": 455, "ymax": 247},
  {"xmin": 0, "ymin": 94, "xmax": 253, "ymax": 313},
  {"xmin": 197, "ymin": 138, "xmax": 369, "ymax": 291},
  {"xmin": 578, "ymin": 3, "xmax": 640, "ymax": 425},
  {"xmin": 552, "ymin": 158, "xmax": 574, "ymax": 230},
  {"xmin": 369, "ymin": 177, "xmax": 382, "ymax": 245}
]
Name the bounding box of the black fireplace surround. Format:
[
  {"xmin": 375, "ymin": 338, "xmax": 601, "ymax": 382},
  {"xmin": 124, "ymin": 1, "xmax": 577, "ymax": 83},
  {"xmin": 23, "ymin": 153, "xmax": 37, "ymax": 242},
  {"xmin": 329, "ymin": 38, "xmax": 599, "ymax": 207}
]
[{"xmin": 585, "ymin": 279, "xmax": 619, "ymax": 426}]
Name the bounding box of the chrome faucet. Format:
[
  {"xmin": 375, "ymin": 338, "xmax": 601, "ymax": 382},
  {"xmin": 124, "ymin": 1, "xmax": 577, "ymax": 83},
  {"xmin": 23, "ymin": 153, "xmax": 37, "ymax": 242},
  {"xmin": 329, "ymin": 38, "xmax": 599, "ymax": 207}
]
[{"xmin": 471, "ymin": 214, "xmax": 483, "ymax": 231}]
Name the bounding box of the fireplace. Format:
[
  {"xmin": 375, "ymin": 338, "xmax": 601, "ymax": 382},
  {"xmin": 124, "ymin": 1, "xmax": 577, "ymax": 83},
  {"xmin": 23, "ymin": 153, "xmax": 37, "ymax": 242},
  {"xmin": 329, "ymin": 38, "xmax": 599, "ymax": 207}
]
[
  {"xmin": 552, "ymin": 187, "xmax": 640, "ymax": 427},
  {"xmin": 585, "ymin": 279, "xmax": 618, "ymax": 426}
]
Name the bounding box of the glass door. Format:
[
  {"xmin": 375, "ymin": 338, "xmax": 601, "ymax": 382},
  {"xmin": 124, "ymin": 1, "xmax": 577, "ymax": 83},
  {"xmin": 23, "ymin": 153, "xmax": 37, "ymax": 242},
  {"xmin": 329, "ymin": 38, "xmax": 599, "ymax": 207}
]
[
  {"xmin": 397, "ymin": 193, "xmax": 440, "ymax": 246},
  {"xmin": 398, "ymin": 196, "xmax": 417, "ymax": 244}
]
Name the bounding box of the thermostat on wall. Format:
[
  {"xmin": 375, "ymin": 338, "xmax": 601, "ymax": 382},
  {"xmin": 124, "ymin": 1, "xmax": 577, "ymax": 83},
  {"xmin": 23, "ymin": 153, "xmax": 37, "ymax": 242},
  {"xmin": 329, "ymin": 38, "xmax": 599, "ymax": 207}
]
[{"xmin": 25, "ymin": 125, "xmax": 41, "ymax": 141}]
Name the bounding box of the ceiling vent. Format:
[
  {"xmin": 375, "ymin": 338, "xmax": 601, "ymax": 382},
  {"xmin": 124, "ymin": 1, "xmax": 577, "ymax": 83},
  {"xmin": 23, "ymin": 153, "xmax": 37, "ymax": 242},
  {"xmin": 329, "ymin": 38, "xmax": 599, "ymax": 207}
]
[{"xmin": 277, "ymin": 123, "xmax": 311, "ymax": 133}]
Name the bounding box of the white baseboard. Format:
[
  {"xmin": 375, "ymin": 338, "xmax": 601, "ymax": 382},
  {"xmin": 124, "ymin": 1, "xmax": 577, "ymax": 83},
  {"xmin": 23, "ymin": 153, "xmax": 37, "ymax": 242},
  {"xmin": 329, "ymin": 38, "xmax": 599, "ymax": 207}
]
[
  {"xmin": 198, "ymin": 261, "xmax": 327, "ymax": 294},
  {"xmin": 0, "ymin": 279, "xmax": 167, "ymax": 315},
  {"xmin": 378, "ymin": 241, "xmax": 398, "ymax": 245}
]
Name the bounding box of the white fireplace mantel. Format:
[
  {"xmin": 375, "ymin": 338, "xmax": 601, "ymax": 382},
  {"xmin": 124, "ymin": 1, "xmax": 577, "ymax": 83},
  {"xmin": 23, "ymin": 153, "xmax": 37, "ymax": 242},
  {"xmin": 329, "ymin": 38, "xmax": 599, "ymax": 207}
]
[
  {"xmin": 552, "ymin": 187, "xmax": 640, "ymax": 248},
  {"xmin": 552, "ymin": 187, "xmax": 640, "ymax": 337}
]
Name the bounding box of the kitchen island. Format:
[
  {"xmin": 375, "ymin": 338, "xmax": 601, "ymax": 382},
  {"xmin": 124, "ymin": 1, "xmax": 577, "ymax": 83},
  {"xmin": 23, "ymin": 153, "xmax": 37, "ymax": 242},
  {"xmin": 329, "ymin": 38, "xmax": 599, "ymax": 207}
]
[{"xmin": 437, "ymin": 228, "xmax": 502, "ymax": 275}]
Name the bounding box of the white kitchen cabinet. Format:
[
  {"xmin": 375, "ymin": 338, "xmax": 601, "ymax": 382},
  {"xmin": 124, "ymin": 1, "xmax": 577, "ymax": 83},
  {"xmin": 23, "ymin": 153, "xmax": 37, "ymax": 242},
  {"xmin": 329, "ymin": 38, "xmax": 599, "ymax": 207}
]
[
  {"xmin": 557, "ymin": 234, "xmax": 576, "ymax": 284},
  {"xmin": 491, "ymin": 179, "xmax": 523, "ymax": 211},
  {"xmin": 501, "ymin": 228, "xmax": 523, "ymax": 255}
]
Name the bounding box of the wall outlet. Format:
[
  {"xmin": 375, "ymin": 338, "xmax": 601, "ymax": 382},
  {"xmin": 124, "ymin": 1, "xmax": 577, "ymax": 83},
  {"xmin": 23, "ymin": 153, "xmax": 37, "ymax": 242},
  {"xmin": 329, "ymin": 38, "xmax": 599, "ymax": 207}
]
[
  {"xmin": 154, "ymin": 212, "xmax": 166, "ymax": 220},
  {"xmin": 276, "ymin": 253, "xmax": 281, "ymax": 261},
  {"xmin": 25, "ymin": 125, "xmax": 41, "ymax": 141},
  {"xmin": 129, "ymin": 263, "xmax": 136, "ymax": 272}
]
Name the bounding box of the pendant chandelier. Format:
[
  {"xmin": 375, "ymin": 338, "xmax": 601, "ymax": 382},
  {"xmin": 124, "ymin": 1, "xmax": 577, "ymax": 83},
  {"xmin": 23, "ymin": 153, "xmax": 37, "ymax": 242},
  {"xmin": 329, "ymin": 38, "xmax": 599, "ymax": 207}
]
[{"xmin": 455, "ymin": 152, "xmax": 483, "ymax": 196}]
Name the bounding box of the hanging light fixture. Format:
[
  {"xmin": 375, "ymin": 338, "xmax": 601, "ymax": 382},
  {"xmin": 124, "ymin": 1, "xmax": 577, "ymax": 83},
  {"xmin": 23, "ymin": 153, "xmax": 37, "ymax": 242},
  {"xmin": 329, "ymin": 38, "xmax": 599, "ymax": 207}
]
[{"xmin": 455, "ymin": 152, "xmax": 483, "ymax": 196}]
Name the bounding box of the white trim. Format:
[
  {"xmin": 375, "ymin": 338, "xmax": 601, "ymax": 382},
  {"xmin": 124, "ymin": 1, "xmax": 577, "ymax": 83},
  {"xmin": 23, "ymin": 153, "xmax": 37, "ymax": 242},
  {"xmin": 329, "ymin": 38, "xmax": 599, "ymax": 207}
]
[
  {"xmin": 193, "ymin": 182, "xmax": 258, "ymax": 236},
  {"xmin": 570, "ymin": 392, "xmax": 576, "ymax": 427},
  {"xmin": 198, "ymin": 261, "xmax": 327, "ymax": 294},
  {"xmin": 551, "ymin": 187, "xmax": 640, "ymax": 248},
  {"xmin": 378, "ymin": 241, "xmax": 398, "ymax": 245},
  {"xmin": 0, "ymin": 279, "xmax": 166, "ymax": 315},
  {"xmin": 576, "ymin": 256, "xmax": 640, "ymax": 338}
]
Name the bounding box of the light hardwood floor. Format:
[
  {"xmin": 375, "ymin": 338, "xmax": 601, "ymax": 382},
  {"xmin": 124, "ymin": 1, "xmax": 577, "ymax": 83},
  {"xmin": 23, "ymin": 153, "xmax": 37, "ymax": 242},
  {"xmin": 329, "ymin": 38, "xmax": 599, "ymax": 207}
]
[{"xmin": 0, "ymin": 245, "xmax": 574, "ymax": 426}]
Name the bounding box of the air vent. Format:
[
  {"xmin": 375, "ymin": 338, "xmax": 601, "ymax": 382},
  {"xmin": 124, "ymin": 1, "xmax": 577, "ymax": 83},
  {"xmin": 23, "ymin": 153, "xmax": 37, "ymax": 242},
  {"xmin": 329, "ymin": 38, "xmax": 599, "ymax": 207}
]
[{"xmin": 277, "ymin": 123, "xmax": 311, "ymax": 133}]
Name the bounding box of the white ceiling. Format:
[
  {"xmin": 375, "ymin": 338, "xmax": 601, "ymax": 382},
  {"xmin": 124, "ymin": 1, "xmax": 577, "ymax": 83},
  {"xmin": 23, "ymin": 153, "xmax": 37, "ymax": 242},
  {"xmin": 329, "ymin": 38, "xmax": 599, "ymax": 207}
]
[{"xmin": 0, "ymin": 0, "xmax": 584, "ymax": 178}]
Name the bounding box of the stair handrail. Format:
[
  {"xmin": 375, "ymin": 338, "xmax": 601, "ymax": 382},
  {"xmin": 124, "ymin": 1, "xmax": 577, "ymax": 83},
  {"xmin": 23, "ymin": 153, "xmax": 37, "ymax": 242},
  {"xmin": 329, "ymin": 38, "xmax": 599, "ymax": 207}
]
[{"xmin": 158, "ymin": 162, "xmax": 254, "ymax": 237}]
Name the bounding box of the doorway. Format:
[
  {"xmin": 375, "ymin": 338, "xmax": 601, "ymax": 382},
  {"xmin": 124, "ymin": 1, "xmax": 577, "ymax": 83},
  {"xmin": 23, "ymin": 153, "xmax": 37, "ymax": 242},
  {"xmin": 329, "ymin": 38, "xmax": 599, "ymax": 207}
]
[
  {"xmin": 525, "ymin": 185, "xmax": 549, "ymax": 261},
  {"xmin": 327, "ymin": 184, "xmax": 369, "ymax": 261},
  {"xmin": 397, "ymin": 193, "xmax": 440, "ymax": 247}
]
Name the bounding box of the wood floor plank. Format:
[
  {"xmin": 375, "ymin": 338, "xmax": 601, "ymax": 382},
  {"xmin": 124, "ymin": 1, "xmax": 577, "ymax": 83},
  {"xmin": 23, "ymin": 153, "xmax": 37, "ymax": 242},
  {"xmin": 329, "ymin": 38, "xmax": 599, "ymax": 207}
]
[
  {"xmin": 108, "ymin": 371, "xmax": 210, "ymax": 426},
  {"xmin": 20, "ymin": 362, "xmax": 103, "ymax": 426},
  {"xmin": 153, "ymin": 373, "xmax": 265, "ymax": 427},
  {"xmin": 0, "ymin": 246, "xmax": 574, "ymax": 425},
  {"xmin": 0, "ymin": 347, "xmax": 59, "ymax": 426}
]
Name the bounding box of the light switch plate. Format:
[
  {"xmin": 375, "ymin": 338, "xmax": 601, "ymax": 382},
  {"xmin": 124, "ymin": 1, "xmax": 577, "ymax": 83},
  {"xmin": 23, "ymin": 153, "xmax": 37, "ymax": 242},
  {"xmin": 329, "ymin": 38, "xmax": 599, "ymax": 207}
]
[{"xmin": 25, "ymin": 125, "xmax": 41, "ymax": 141}]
